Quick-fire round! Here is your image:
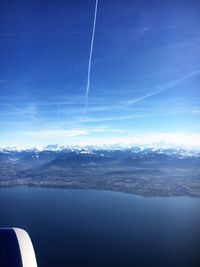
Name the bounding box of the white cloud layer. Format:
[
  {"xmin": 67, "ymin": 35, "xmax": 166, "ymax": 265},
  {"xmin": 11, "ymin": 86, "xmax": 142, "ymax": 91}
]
[
  {"xmin": 24, "ymin": 129, "xmax": 89, "ymax": 138},
  {"xmin": 3, "ymin": 131, "xmax": 200, "ymax": 149}
]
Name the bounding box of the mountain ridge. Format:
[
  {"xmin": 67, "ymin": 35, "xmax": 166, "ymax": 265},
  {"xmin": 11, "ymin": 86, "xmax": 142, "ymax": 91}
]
[{"xmin": 0, "ymin": 144, "xmax": 200, "ymax": 197}]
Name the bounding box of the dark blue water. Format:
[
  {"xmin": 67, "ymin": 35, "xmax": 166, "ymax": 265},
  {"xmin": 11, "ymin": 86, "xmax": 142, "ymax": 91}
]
[{"xmin": 0, "ymin": 187, "xmax": 200, "ymax": 267}]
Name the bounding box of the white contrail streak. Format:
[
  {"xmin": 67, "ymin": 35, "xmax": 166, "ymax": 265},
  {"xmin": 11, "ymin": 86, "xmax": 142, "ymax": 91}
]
[
  {"xmin": 57, "ymin": 102, "xmax": 61, "ymax": 124},
  {"xmin": 126, "ymin": 69, "xmax": 200, "ymax": 105},
  {"xmin": 85, "ymin": 0, "xmax": 99, "ymax": 111}
]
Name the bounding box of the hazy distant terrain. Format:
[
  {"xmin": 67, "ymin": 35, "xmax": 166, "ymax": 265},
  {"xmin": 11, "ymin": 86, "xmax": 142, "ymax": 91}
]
[{"xmin": 0, "ymin": 146, "xmax": 200, "ymax": 197}]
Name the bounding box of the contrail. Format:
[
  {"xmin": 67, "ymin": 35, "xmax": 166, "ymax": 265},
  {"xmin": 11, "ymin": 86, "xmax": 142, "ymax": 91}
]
[
  {"xmin": 85, "ymin": 0, "xmax": 99, "ymax": 111},
  {"xmin": 126, "ymin": 69, "xmax": 200, "ymax": 105},
  {"xmin": 57, "ymin": 102, "xmax": 61, "ymax": 124}
]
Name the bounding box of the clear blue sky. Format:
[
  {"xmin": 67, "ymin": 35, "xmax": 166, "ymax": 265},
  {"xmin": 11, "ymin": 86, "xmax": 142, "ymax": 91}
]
[{"xmin": 0, "ymin": 0, "xmax": 200, "ymax": 148}]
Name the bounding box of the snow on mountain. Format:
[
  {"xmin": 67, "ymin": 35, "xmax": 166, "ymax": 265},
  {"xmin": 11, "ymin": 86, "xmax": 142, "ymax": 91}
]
[{"xmin": 0, "ymin": 142, "xmax": 200, "ymax": 158}]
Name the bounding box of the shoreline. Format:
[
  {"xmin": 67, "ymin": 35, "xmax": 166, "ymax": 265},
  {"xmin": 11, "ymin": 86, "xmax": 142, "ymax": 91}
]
[{"xmin": 0, "ymin": 183, "xmax": 199, "ymax": 198}]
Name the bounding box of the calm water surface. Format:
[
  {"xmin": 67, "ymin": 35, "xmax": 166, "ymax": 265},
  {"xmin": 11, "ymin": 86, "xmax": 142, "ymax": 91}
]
[{"xmin": 0, "ymin": 187, "xmax": 200, "ymax": 267}]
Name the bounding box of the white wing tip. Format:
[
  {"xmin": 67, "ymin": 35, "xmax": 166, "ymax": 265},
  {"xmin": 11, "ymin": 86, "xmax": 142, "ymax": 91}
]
[{"xmin": 13, "ymin": 228, "xmax": 38, "ymax": 267}]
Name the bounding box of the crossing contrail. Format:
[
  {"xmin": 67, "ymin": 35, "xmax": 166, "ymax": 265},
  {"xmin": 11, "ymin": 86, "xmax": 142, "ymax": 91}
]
[
  {"xmin": 57, "ymin": 102, "xmax": 61, "ymax": 124},
  {"xmin": 85, "ymin": 0, "xmax": 99, "ymax": 111}
]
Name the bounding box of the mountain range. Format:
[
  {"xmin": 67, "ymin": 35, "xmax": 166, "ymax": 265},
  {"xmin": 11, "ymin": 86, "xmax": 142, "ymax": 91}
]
[{"xmin": 0, "ymin": 145, "xmax": 200, "ymax": 197}]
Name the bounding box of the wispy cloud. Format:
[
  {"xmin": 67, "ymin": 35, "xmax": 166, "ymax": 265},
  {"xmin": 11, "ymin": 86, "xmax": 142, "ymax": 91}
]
[
  {"xmin": 129, "ymin": 132, "xmax": 200, "ymax": 147},
  {"xmin": 1, "ymin": 103, "xmax": 38, "ymax": 120},
  {"xmin": 23, "ymin": 125, "xmax": 123, "ymax": 139},
  {"xmin": 0, "ymin": 32, "xmax": 33, "ymax": 36},
  {"xmin": 77, "ymin": 114, "xmax": 143, "ymax": 123},
  {"xmin": 191, "ymin": 108, "xmax": 200, "ymax": 115},
  {"xmin": 20, "ymin": 131, "xmax": 200, "ymax": 148},
  {"xmin": 24, "ymin": 129, "xmax": 89, "ymax": 138}
]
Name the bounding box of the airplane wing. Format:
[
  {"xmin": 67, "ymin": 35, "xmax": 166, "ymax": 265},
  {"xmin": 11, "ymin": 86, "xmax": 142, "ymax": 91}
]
[{"xmin": 0, "ymin": 228, "xmax": 37, "ymax": 267}]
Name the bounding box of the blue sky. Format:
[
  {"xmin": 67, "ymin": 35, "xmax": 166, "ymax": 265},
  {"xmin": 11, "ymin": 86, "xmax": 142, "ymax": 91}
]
[{"xmin": 0, "ymin": 0, "xmax": 200, "ymax": 148}]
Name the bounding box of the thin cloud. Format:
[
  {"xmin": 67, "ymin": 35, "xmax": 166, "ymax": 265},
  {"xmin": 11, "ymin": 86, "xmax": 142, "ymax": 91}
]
[
  {"xmin": 24, "ymin": 129, "xmax": 89, "ymax": 138},
  {"xmin": 0, "ymin": 32, "xmax": 33, "ymax": 36},
  {"xmin": 23, "ymin": 126, "xmax": 123, "ymax": 139},
  {"xmin": 26, "ymin": 132, "xmax": 200, "ymax": 147},
  {"xmin": 0, "ymin": 103, "xmax": 39, "ymax": 122},
  {"xmin": 191, "ymin": 108, "xmax": 200, "ymax": 114},
  {"xmin": 80, "ymin": 114, "xmax": 143, "ymax": 123}
]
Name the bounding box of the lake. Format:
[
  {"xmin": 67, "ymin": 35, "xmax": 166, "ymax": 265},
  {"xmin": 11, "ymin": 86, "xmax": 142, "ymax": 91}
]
[{"xmin": 0, "ymin": 187, "xmax": 200, "ymax": 267}]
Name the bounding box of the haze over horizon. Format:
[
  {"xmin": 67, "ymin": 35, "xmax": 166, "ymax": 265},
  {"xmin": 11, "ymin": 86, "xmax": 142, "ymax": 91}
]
[{"xmin": 1, "ymin": 0, "xmax": 200, "ymax": 148}]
